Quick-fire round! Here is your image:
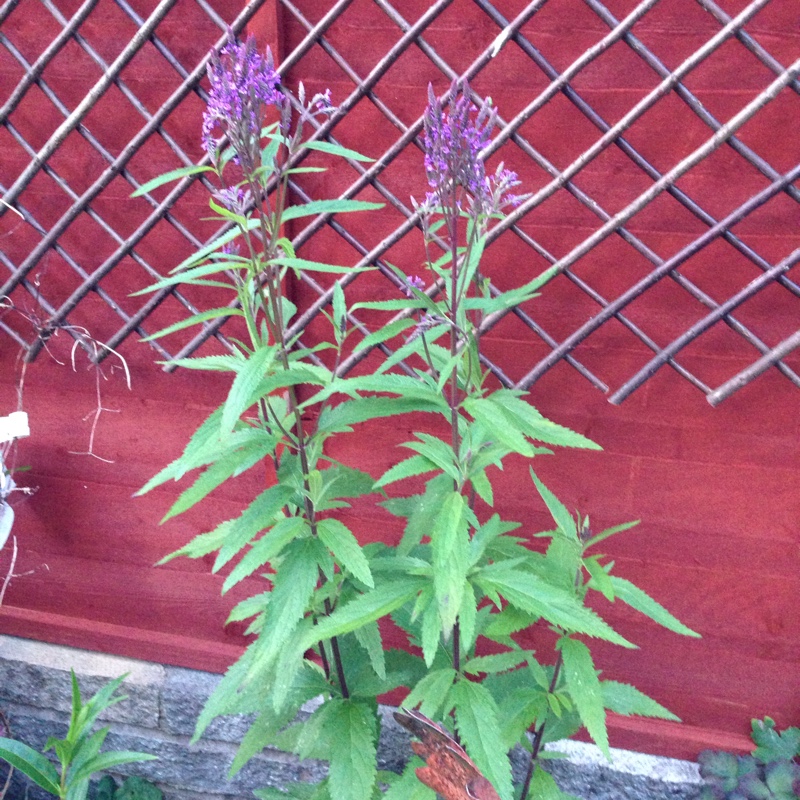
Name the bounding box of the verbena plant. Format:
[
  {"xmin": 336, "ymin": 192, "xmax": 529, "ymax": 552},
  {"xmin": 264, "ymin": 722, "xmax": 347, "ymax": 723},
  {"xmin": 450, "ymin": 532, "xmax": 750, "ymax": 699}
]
[{"xmin": 135, "ymin": 34, "xmax": 699, "ymax": 800}]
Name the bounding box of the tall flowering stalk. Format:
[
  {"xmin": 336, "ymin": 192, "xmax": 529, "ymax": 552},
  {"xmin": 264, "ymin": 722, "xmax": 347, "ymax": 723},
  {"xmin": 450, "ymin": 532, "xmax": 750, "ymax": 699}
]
[{"xmin": 135, "ymin": 56, "xmax": 699, "ymax": 800}]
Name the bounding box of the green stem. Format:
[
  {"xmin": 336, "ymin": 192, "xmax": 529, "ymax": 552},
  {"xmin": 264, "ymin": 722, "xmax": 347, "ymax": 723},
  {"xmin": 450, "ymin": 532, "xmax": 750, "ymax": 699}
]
[
  {"xmin": 244, "ymin": 140, "xmax": 350, "ymax": 701},
  {"xmin": 520, "ymin": 652, "xmax": 564, "ymax": 800}
]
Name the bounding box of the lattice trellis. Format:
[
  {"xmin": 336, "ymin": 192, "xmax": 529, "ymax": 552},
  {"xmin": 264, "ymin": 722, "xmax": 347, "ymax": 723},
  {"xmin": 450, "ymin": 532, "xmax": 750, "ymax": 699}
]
[{"xmin": 1, "ymin": 0, "xmax": 798, "ymax": 406}]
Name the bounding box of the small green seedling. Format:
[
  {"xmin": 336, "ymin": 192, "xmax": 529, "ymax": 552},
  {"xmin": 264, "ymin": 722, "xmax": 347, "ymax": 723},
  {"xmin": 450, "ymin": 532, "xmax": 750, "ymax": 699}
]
[{"xmin": 0, "ymin": 671, "xmax": 156, "ymax": 800}]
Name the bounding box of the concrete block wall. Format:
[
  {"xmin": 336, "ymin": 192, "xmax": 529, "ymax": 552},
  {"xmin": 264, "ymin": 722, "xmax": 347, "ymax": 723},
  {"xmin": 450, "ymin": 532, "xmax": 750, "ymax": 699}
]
[{"xmin": 0, "ymin": 635, "xmax": 705, "ymax": 799}]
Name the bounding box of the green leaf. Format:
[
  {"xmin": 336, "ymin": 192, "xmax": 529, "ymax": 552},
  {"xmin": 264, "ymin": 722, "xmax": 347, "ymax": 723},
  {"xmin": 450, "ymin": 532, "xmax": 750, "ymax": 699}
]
[
  {"xmin": 222, "ymin": 344, "xmax": 278, "ymax": 435},
  {"xmin": 0, "ymin": 738, "xmax": 61, "ymax": 795},
  {"xmin": 222, "ymin": 516, "xmax": 309, "ymax": 592},
  {"xmin": 559, "ymin": 638, "xmax": 609, "ymax": 758},
  {"xmin": 69, "ymin": 751, "xmax": 157, "ymax": 784},
  {"xmin": 131, "ymin": 164, "xmax": 214, "ymax": 196},
  {"xmin": 432, "ymin": 491, "xmax": 469, "ymax": 632},
  {"xmin": 382, "ymin": 758, "xmax": 436, "ymax": 800},
  {"xmin": 282, "ymin": 198, "xmax": 383, "ymax": 221},
  {"xmin": 317, "ymin": 518, "xmax": 373, "ymax": 588},
  {"xmin": 490, "ymin": 391, "xmax": 601, "ymax": 450},
  {"xmin": 250, "ymin": 538, "xmax": 322, "ymax": 671},
  {"xmin": 300, "ymin": 141, "xmax": 377, "ymax": 162},
  {"xmin": 327, "ymin": 700, "xmax": 377, "ymax": 800},
  {"xmin": 141, "ymin": 307, "xmax": 243, "ymax": 342},
  {"xmin": 374, "ymin": 454, "xmax": 438, "ymax": 488},
  {"xmin": 528, "ymin": 765, "xmax": 583, "ymax": 800},
  {"xmin": 600, "ymin": 681, "xmax": 680, "ymax": 721},
  {"xmin": 585, "ymin": 520, "xmax": 640, "ymax": 550},
  {"xmin": 318, "ymin": 396, "xmax": 443, "ymax": 433},
  {"xmin": 583, "ymin": 556, "xmax": 615, "ymax": 602},
  {"xmin": 476, "ymin": 565, "xmax": 634, "ymax": 647},
  {"xmin": 402, "ymin": 668, "xmax": 456, "ymax": 719},
  {"xmin": 751, "ymin": 717, "xmax": 800, "ymax": 763},
  {"xmin": 530, "ymin": 471, "xmax": 578, "ymax": 540},
  {"xmin": 301, "ymin": 579, "xmax": 423, "ymax": 647},
  {"xmin": 402, "ymin": 433, "xmax": 460, "ymax": 483},
  {"xmin": 353, "ymin": 620, "xmax": 386, "ymax": 681},
  {"xmin": 610, "ymin": 577, "xmax": 700, "ymax": 637},
  {"xmin": 463, "ymin": 650, "xmax": 530, "ymax": 676},
  {"xmin": 270, "ymin": 256, "xmax": 368, "ymax": 275},
  {"xmin": 462, "ymin": 396, "xmax": 536, "ymax": 457},
  {"xmin": 353, "ymin": 319, "xmax": 417, "ymax": 353},
  {"xmin": 162, "ymin": 433, "xmax": 276, "ymax": 521},
  {"xmin": 215, "ymin": 484, "xmax": 297, "ymax": 571},
  {"xmin": 451, "ymin": 680, "xmax": 514, "ymax": 800}
]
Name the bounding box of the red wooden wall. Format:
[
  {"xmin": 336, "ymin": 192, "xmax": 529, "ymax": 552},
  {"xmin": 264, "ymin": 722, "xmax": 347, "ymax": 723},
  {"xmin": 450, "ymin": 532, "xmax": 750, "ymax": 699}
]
[{"xmin": 1, "ymin": 0, "xmax": 798, "ymax": 762}]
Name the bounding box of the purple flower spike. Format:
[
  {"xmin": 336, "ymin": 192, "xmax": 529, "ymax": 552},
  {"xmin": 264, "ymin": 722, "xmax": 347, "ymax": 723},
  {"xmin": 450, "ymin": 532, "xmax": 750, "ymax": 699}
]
[
  {"xmin": 202, "ymin": 34, "xmax": 284, "ymax": 169},
  {"xmin": 423, "ymin": 79, "xmax": 495, "ymax": 213}
]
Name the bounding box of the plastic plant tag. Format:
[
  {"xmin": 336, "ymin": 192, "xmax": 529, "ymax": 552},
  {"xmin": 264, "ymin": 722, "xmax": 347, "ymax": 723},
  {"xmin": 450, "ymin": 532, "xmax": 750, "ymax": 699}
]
[
  {"xmin": 0, "ymin": 411, "xmax": 30, "ymax": 444},
  {"xmin": 0, "ymin": 501, "xmax": 12, "ymax": 552}
]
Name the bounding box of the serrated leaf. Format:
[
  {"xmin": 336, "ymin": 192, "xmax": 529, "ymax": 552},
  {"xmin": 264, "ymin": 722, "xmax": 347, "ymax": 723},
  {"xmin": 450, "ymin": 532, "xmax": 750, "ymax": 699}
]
[
  {"xmin": 403, "ymin": 668, "xmax": 456, "ymax": 719},
  {"xmin": 353, "ymin": 620, "xmax": 386, "ymax": 680},
  {"xmin": 317, "ymin": 518, "xmax": 373, "ymax": 587},
  {"xmin": 353, "ymin": 318, "xmax": 417, "ymax": 353},
  {"xmin": 222, "ymin": 516, "xmax": 308, "ymax": 592},
  {"xmin": 530, "ymin": 471, "xmax": 577, "ymax": 540},
  {"xmin": 451, "ymin": 680, "xmax": 514, "ymax": 800},
  {"xmin": 375, "ymin": 455, "xmax": 438, "ymax": 488},
  {"xmin": 600, "ymin": 681, "xmax": 679, "ymax": 721},
  {"xmin": 301, "ymin": 579, "xmax": 423, "ymax": 648},
  {"xmin": 221, "ymin": 344, "xmax": 278, "ymax": 435},
  {"xmin": 318, "ymin": 397, "xmax": 443, "ymax": 433},
  {"xmin": 215, "ymin": 484, "xmax": 297, "ymax": 572},
  {"xmin": 327, "ymin": 700, "xmax": 377, "ymax": 800},
  {"xmin": 0, "ymin": 738, "xmax": 61, "ymax": 795},
  {"xmin": 560, "ymin": 638, "xmax": 609, "ymax": 758},
  {"xmin": 432, "ymin": 491, "xmax": 469, "ymax": 632},
  {"xmin": 583, "ymin": 556, "xmax": 615, "ymax": 602},
  {"xmin": 752, "ymin": 718, "xmax": 800, "ymax": 763},
  {"xmin": 490, "ymin": 391, "xmax": 601, "ymax": 451},
  {"xmin": 270, "ymin": 256, "xmax": 368, "ymax": 274},
  {"xmin": 529, "ymin": 765, "xmax": 583, "ymax": 800},
  {"xmin": 420, "ymin": 603, "xmax": 441, "ymax": 668},
  {"xmin": 476, "ymin": 566, "xmax": 634, "ymax": 647},
  {"xmin": 250, "ymin": 538, "xmax": 322, "ymax": 672},
  {"xmin": 463, "ymin": 650, "xmax": 530, "ymax": 676},
  {"xmin": 402, "ymin": 433, "xmax": 460, "ymax": 482},
  {"xmin": 382, "ymin": 758, "xmax": 436, "ymax": 800},
  {"xmin": 610, "ymin": 577, "xmax": 700, "ymax": 637},
  {"xmin": 463, "ymin": 396, "xmax": 536, "ymax": 457},
  {"xmin": 161, "ymin": 432, "xmax": 276, "ymax": 521}
]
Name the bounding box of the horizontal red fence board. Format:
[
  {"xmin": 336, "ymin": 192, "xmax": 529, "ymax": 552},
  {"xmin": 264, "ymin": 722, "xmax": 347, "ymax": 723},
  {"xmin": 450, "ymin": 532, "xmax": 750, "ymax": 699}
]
[{"xmin": 1, "ymin": 0, "xmax": 798, "ymax": 764}]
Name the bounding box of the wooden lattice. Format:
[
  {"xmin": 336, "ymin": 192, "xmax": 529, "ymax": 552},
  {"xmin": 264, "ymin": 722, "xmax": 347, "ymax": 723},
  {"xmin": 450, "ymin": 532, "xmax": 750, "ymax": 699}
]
[{"xmin": 1, "ymin": 0, "xmax": 798, "ymax": 406}]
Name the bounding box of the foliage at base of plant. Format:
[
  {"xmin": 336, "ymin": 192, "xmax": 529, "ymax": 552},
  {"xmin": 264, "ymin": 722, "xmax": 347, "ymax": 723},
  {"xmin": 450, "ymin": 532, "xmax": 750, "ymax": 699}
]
[
  {"xmin": 95, "ymin": 775, "xmax": 163, "ymax": 800},
  {"xmin": 135, "ymin": 34, "xmax": 700, "ymax": 800},
  {"xmin": 699, "ymin": 718, "xmax": 800, "ymax": 800},
  {"xmin": 0, "ymin": 672, "xmax": 156, "ymax": 800}
]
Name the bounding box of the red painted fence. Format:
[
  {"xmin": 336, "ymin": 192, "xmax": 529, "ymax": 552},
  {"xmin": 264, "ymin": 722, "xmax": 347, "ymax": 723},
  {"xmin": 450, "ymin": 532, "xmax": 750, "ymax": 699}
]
[{"xmin": 0, "ymin": 0, "xmax": 798, "ymax": 761}]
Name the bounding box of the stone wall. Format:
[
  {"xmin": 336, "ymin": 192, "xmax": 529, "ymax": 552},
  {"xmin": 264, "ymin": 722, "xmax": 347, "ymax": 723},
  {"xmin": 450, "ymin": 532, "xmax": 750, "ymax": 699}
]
[{"xmin": 0, "ymin": 635, "xmax": 704, "ymax": 800}]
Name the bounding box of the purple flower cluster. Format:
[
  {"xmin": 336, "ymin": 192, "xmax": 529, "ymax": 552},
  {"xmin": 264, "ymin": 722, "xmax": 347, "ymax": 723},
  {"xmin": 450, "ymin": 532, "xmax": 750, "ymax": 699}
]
[
  {"xmin": 423, "ymin": 80, "xmax": 493, "ymax": 212},
  {"xmin": 422, "ymin": 80, "xmax": 524, "ymax": 217},
  {"xmin": 202, "ymin": 34, "xmax": 284, "ymax": 170}
]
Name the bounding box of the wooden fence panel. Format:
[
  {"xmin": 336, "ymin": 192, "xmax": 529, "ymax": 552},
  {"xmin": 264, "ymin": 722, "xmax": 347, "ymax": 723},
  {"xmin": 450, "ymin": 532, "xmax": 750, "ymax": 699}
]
[{"xmin": 1, "ymin": 0, "xmax": 798, "ymax": 759}]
